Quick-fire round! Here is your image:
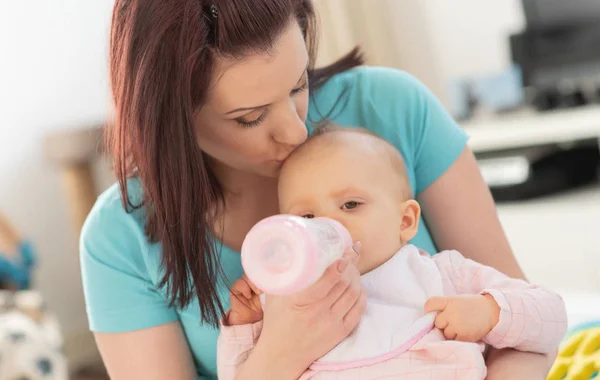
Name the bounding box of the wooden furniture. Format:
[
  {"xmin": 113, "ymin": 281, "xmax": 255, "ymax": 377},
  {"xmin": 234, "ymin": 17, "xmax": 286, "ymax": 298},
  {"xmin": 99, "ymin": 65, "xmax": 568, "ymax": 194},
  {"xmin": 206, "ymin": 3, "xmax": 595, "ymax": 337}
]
[
  {"xmin": 0, "ymin": 211, "xmax": 21, "ymax": 258},
  {"xmin": 43, "ymin": 126, "xmax": 105, "ymax": 234}
]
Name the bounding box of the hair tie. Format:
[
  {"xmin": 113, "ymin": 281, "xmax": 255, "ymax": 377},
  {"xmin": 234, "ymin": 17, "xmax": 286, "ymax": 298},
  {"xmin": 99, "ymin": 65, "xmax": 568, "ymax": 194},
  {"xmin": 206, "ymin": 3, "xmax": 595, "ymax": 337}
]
[
  {"xmin": 204, "ymin": 3, "xmax": 219, "ymax": 45},
  {"xmin": 209, "ymin": 4, "xmax": 218, "ymax": 20}
]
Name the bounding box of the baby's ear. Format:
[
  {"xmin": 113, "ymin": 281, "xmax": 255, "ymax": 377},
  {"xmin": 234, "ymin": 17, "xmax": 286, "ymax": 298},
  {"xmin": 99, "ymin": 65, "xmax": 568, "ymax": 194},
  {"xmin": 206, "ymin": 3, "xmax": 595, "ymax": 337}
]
[{"xmin": 399, "ymin": 199, "xmax": 421, "ymax": 243}]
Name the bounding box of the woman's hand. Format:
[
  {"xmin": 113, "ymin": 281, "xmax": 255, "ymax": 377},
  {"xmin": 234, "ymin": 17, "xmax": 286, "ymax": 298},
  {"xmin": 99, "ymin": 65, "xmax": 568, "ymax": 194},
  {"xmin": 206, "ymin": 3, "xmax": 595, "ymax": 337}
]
[{"xmin": 238, "ymin": 242, "xmax": 365, "ymax": 379}]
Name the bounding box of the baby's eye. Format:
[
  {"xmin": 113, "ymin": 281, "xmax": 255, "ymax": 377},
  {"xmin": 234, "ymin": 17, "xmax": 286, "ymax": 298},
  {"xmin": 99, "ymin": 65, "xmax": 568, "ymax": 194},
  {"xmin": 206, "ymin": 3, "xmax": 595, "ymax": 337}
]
[
  {"xmin": 341, "ymin": 201, "xmax": 361, "ymax": 210},
  {"xmin": 302, "ymin": 214, "xmax": 315, "ymax": 219}
]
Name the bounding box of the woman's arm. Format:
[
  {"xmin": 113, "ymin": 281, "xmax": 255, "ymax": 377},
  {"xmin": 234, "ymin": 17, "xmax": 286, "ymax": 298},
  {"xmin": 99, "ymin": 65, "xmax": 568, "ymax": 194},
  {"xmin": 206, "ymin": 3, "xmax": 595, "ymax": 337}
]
[
  {"xmin": 232, "ymin": 336, "xmax": 306, "ymax": 380},
  {"xmin": 419, "ymin": 147, "xmax": 556, "ymax": 379},
  {"xmin": 94, "ymin": 322, "xmax": 198, "ymax": 380},
  {"xmin": 485, "ymin": 347, "xmax": 558, "ymax": 380},
  {"xmin": 420, "ymin": 148, "xmax": 525, "ymax": 279}
]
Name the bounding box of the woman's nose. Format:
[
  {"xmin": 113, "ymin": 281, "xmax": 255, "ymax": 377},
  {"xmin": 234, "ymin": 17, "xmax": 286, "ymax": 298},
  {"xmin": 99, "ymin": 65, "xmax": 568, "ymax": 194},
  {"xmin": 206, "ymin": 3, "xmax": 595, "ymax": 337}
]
[
  {"xmin": 272, "ymin": 104, "xmax": 308, "ymax": 147},
  {"xmin": 279, "ymin": 121, "xmax": 307, "ymax": 147}
]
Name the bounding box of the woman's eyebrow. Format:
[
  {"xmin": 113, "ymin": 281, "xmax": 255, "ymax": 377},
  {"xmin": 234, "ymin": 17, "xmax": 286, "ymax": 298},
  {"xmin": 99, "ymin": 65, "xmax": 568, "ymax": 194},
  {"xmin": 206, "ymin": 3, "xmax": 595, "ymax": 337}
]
[
  {"xmin": 225, "ymin": 103, "xmax": 269, "ymax": 115},
  {"xmin": 225, "ymin": 60, "xmax": 309, "ymax": 115}
]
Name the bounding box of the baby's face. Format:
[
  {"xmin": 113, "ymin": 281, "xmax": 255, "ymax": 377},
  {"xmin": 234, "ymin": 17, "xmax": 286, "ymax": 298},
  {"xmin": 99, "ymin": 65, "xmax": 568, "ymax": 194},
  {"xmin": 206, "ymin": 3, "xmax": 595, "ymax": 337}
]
[{"xmin": 278, "ymin": 133, "xmax": 415, "ymax": 274}]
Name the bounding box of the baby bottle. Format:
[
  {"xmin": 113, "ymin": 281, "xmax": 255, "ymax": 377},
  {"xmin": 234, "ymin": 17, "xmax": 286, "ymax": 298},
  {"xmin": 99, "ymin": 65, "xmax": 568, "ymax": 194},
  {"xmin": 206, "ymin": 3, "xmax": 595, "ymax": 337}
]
[{"xmin": 241, "ymin": 215, "xmax": 353, "ymax": 295}]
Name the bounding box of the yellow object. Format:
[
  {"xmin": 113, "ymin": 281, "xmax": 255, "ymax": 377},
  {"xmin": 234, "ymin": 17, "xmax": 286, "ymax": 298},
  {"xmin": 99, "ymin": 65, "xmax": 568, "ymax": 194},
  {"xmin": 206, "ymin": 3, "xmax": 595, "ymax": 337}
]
[{"xmin": 548, "ymin": 327, "xmax": 600, "ymax": 380}]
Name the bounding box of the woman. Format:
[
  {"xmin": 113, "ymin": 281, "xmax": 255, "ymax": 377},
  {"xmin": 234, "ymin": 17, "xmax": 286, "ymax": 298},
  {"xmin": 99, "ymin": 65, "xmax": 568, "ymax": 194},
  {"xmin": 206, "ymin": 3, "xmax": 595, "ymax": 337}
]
[{"xmin": 80, "ymin": 0, "xmax": 556, "ymax": 379}]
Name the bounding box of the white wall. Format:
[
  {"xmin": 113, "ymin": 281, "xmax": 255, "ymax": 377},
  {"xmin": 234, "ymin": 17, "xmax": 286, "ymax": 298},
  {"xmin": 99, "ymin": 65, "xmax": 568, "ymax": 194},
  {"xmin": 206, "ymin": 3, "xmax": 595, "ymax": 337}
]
[
  {"xmin": 314, "ymin": 0, "xmax": 526, "ymax": 108},
  {"xmin": 0, "ymin": 0, "xmax": 115, "ymax": 363},
  {"xmin": 421, "ymin": 0, "xmax": 526, "ymax": 81}
]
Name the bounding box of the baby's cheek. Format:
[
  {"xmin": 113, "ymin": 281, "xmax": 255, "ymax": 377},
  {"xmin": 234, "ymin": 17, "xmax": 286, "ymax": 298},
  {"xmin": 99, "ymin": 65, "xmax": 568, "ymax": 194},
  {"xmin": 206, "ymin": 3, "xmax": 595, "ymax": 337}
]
[
  {"xmin": 353, "ymin": 240, "xmax": 380, "ymax": 274},
  {"xmin": 360, "ymin": 233, "xmax": 401, "ymax": 272}
]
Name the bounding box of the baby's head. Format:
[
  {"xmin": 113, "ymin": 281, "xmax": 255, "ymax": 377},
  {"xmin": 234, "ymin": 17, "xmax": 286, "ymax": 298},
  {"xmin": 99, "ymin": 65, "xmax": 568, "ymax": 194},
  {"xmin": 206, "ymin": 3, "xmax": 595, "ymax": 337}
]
[{"xmin": 278, "ymin": 125, "xmax": 420, "ymax": 274}]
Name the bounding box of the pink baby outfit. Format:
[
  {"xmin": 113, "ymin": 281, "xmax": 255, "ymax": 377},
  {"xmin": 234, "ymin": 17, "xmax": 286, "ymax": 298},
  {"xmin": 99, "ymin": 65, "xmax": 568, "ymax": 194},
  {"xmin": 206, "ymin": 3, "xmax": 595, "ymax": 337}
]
[{"xmin": 217, "ymin": 245, "xmax": 567, "ymax": 379}]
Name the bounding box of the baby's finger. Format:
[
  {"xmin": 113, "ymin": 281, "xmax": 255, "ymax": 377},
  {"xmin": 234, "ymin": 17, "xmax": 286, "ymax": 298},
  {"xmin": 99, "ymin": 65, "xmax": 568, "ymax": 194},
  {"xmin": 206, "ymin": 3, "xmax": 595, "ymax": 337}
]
[
  {"xmin": 456, "ymin": 330, "xmax": 477, "ymax": 343},
  {"xmin": 231, "ymin": 281, "xmax": 252, "ymax": 299},
  {"xmin": 231, "ymin": 277, "xmax": 253, "ymax": 298},
  {"xmin": 241, "ymin": 274, "xmax": 263, "ymax": 296},
  {"xmin": 443, "ymin": 325, "xmax": 457, "ymax": 340},
  {"xmin": 434, "ymin": 311, "xmax": 449, "ymax": 330},
  {"xmin": 250, "ymin": 292, "xmax": 264, "ymax": 312},
  {"xmin": 425, "ymin": 296, "xmax": 449, "ymax": 313}
]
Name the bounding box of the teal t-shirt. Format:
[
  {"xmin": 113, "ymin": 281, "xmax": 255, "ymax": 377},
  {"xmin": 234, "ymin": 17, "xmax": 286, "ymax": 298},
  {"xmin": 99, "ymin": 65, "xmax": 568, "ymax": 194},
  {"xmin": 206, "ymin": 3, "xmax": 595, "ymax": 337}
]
[{"xmin": 80, "ymin": 66, "xmax": 468, "ymax": 379}]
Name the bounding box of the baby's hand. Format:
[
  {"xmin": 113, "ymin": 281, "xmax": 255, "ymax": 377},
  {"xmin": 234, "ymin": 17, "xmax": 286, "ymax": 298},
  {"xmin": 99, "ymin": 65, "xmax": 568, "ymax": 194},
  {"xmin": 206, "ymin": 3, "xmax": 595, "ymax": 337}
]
[
  {"xmin": 424, "ymin": 294, "xmax": 500, "ymax": 342},
  {"xmin": 227, "ymin": 275, "xmax": 263, "ymax": 326}
]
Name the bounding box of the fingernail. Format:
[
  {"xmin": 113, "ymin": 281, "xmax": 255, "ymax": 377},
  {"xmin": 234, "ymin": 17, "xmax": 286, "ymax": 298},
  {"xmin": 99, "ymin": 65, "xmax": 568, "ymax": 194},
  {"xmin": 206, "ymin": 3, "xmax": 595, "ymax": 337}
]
[
  {"xmin": 352, "ymin": 241, "xmax": 362, "ymax": 256},
  {"xmin": 337, "ymin": 259, "xmax": 349, "ymax": 273}
]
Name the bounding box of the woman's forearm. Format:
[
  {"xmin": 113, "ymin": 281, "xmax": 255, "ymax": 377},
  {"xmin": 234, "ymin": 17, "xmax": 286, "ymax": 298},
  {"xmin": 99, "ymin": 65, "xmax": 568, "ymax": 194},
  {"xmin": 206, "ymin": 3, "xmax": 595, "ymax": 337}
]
[
  {"xmin": 235, "ymin": 338, "xmax": 307, "ymax": 380},
  {"xmin": 485, "ymin": 347, "xmax": 556, "ymax": 380}
]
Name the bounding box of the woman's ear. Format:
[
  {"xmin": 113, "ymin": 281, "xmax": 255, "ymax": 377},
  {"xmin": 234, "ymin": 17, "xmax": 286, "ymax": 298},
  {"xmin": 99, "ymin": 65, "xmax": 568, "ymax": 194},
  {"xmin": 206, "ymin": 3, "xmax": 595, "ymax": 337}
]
[{"xmin": 399, "ymin": 199, "xmax": 421, "ymax": 243}]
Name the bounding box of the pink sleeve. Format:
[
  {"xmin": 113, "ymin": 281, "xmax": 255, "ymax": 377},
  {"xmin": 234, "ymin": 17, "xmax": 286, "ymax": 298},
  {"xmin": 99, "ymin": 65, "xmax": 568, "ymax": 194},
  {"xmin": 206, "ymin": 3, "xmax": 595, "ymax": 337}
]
[
  {"xmin": 216, "ymin": 312, "xmax": 263, "ymax": 380},
  {"xmin": 433, "ymin": 250, "xmax": 567, "ymax": 354}
]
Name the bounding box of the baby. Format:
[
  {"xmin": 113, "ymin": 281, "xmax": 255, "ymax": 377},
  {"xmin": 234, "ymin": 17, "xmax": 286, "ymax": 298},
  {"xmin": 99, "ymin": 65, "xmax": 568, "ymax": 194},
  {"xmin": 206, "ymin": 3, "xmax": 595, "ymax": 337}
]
[{"xmin": 217, "ymin": 126, "xmax": 568, "ymax": 379}]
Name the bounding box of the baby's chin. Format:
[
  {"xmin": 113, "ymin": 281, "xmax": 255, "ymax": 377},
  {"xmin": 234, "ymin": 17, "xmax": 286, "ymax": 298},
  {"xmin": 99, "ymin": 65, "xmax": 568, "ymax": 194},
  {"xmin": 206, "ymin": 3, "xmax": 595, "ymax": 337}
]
[
  {"xmin": 357, "ymin": 246, "xmax": 402, "ymax": 275},
  {"xmin": 357, "ymin": 259, "xmax": 376, "ymax": 276}
]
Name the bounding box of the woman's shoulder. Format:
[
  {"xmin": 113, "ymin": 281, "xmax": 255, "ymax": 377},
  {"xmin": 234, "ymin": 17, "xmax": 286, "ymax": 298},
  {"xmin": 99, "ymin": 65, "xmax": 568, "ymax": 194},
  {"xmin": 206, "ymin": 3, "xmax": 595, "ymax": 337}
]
[
  {"xmin": 332, "ymin": 65, "xmax": 423, "ymax": 89},
  {"xmin": 80, "ymin": 179, "xmax": 149, "ymax": 264},
  {"xmin": 313, "ymin": 66, "xmax": 426, "ymax": 104},
  {"xmin": 309, "ymin": 66, "xmax": 431, "ymax": 129}
]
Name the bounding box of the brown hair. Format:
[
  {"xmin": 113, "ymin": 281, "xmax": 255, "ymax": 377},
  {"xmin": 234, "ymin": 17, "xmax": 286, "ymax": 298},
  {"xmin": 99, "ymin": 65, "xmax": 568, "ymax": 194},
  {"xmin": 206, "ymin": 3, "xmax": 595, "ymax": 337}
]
[{"xmin": 107, "ymin": 0, "xmax": 363, "ymax": 326}]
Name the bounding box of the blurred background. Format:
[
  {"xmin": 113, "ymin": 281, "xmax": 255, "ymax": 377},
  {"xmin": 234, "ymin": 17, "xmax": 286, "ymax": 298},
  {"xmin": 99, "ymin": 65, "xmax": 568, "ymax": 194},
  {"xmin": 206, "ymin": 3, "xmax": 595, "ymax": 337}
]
[{"xmin": 1, "ymin": 0, "xmax": 600, "ymax": 378}]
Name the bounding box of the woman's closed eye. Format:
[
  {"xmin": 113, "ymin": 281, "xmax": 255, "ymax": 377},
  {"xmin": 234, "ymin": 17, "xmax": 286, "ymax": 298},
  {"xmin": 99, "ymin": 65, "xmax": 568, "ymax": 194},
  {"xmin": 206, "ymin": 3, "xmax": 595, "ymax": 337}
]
[
  {"xmin": 291, "ymin": 81, "xmax": 308, "ymax": 95},
  {"xmin": 236, "ymin": 112, "xmax": 267, "ymax": 128},
  {"xmin": 235, "ymin": 81, "xmax": 308, "ymax": 128},
  {"xmin": 235, "ymin": 111, "xmax": 267, "ymax": 128}
]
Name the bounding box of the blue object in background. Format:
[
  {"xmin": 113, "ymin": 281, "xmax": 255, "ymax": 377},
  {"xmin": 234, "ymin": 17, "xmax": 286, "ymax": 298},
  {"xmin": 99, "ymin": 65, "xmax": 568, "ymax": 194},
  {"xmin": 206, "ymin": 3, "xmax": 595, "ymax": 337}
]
[
  {"xmin": 0, "ymin": 240, "xmax": 36, "ymax": 289},
  {"xmin": 448, "ymin": 64, "xmax": 525, "ymax": 121},
  {"xmin": 472, "ymin": 64, "xmax": 525, "ymax": 113}
]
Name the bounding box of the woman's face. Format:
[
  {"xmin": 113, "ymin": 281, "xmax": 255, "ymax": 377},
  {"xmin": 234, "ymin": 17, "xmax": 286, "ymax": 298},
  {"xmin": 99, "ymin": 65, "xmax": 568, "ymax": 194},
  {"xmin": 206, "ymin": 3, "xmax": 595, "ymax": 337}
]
[{"xmin": 195, "ymin": 21, "xmax": 310, "ymax": 180}]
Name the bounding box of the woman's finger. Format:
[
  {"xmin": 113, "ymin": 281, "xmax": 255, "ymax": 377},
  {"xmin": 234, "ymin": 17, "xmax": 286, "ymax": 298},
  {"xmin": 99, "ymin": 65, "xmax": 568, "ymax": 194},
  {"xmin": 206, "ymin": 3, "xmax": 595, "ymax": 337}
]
[
  {"xmin": 295, "ymin": 258, "xmax": 347, "ymax": 305},
  {"xmin": 342, "ymin": 288, "xmax": 367, "ymax": 332},
  {"xmin": 330, "ymin": 267, "xmax": 362, "ymax": 321},
  {"xmin": 322, "ymin": 266, "xmax": 353, "ymax": 307}
]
